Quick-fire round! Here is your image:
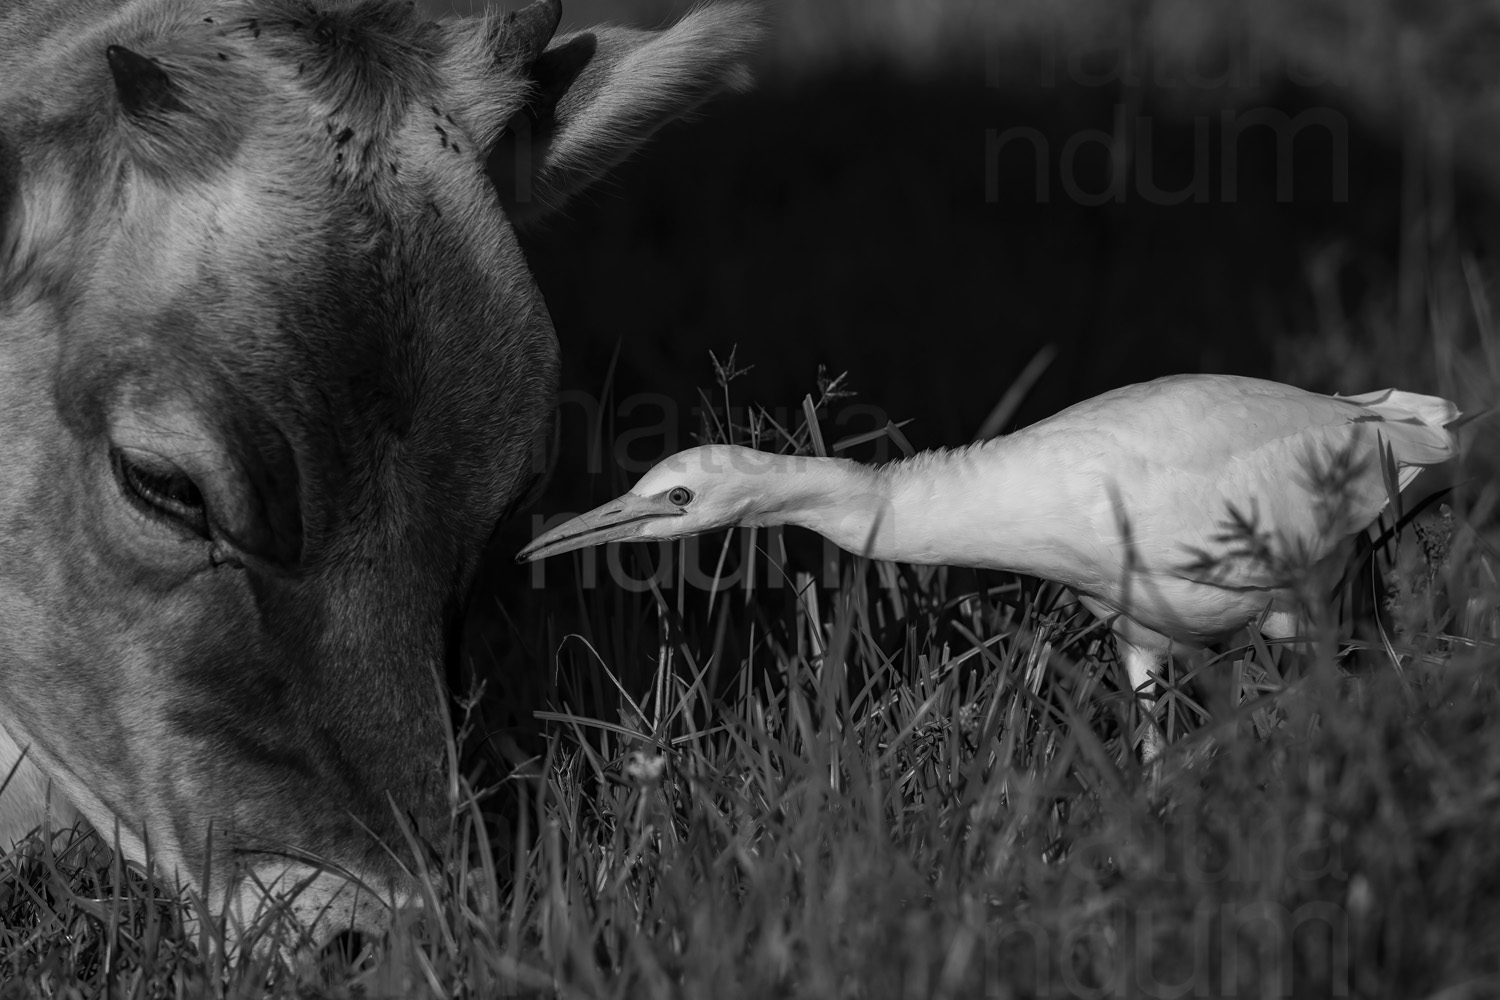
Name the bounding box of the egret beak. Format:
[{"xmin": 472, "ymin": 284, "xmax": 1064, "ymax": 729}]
[{"xmin": 517, "ymin": 494, "xmax": 686, "ymax": 563}]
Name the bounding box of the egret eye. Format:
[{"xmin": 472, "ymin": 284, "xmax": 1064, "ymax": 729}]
[
  {"xmin": 667, "ymin": 486, "xmax": 694, "ymax": 506},
  {"xmin": 111, "ymin": 446, "xmax": 210, "ymax": 538}
]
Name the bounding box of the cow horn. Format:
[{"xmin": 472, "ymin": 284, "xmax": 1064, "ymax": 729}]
[
  {"xmin": 495, "ymin": 0, "xmax": 561, "ymax": 69},
  {"xmin": 106, "ymin": 45, "xmax": 188, "ymax": 116}
]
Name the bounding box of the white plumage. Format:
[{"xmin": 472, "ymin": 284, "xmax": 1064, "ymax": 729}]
[{"xmin": 520, "ymin": 374, "xmax": 1461, "ymax": 759}]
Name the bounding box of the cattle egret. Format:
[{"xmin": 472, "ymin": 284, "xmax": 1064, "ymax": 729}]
[{"xmin": 520, "ymin": 375, "xmax": 1461, "ymax": 759}]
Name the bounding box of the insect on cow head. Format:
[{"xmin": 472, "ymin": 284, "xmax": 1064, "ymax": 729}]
[{"xmin": 0, "ymin": 0, "xmax": 762, "ymax": 951}]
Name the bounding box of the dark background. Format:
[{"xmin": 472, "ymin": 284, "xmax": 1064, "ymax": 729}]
[{"xmin": 417, "ymin": 0, "xmax": 1499, "ymax": 761}]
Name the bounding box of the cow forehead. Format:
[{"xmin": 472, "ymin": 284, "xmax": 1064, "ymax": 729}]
[{"xmin": 89, "ymin": 149, "xmax": 554, "ymax": 508}]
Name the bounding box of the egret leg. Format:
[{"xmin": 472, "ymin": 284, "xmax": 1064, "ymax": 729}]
[
  {"xmin": 1077, "ymin": 596, "xmax": 1172, "ymax": 762},
  {"xmin": 1119, "ymin": 641, "xmax": 1166, "ymax": 762},
  {"xmin": 1260, "ymin": 610, "xmax": 1301, "ymax": 641}
]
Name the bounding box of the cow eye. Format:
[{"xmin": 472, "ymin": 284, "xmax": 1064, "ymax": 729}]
[
  {"xmin": 111, "ymin": 447, "xmax": 210, "ymax": 538},
  {"xmin": 667, "ymin": 486, "xmax": 693, "ymax": 506}
]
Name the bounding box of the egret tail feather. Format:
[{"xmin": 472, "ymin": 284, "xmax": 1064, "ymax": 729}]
[{"xmin": 1343, "ymin": 388, "xmax": 1461, "ymax": 473}]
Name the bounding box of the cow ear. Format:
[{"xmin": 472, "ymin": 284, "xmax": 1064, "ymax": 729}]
[{"xmin": 489, "ymin": 3, "xmax": 764, "ymax": 229}]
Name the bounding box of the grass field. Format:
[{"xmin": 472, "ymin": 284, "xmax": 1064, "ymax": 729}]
[
  {"xmin": 4, "ymin": 0, "xmax": 1500, "ymax": 996},
  {"xmin": 5, "ymin": 362, "xmax": 1496, "ymax": 998}
]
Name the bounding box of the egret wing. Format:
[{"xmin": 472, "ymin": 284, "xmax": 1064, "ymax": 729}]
[{"xmin": 1023, "ymin": 374, "xmax": 1457, "ymax": 594}]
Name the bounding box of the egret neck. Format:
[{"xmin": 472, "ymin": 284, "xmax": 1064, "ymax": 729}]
[{"xmin": 742, "ymin": 440, "xmax": 1086, "ymax": 583}]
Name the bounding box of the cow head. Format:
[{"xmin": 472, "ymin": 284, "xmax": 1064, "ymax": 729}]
[{"xmin": 0, "ymin": 0, "xmax": 761, "ymax": 949}]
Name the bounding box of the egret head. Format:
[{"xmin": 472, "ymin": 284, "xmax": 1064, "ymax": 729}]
[{"xmin": 518, "ymin": 445, "xmax": 801, "ymax": 561}]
